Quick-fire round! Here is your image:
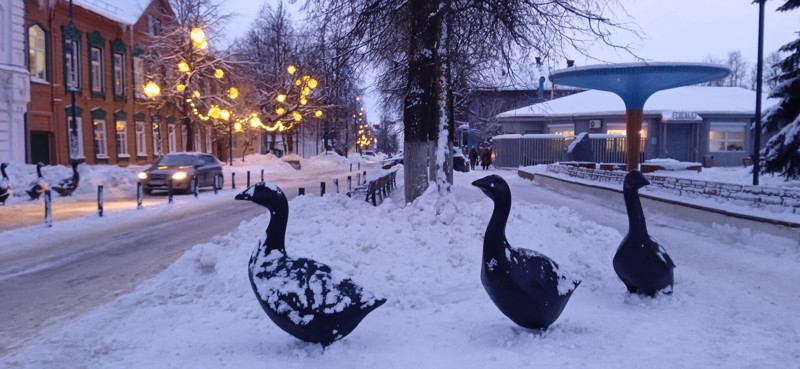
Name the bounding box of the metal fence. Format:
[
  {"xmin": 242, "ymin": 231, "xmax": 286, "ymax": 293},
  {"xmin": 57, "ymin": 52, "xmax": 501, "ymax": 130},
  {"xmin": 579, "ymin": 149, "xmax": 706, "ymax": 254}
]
[
  {"xmin": 493, "ymin": 134, "xmax": 645, "ymax": 168},
  {"xmin": 493, "ymin": 134, "xmax": 567, "ymax": 168}
]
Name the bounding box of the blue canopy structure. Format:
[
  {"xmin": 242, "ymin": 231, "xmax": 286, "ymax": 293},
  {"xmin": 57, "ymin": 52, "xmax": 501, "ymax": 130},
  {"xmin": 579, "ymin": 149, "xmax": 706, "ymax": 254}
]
[{"xmin": 550, "ymin": 62, "xmax": 731, "ymax": 170}]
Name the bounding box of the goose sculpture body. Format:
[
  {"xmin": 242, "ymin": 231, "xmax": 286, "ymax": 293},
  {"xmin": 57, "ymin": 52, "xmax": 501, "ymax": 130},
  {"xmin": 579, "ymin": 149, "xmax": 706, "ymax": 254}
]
[
  {"xmin": 0, "ymin": 163, "xmax": 11, "ymax": 204},
  {"xmin": 473, "ymin": 175, "xmax": 581, "ymax": 330},
  {"xmin": 26, "ymin": 162, "xmax": 48, "ymax": 200},
  {"xmin": 235, "ymin": 182, "xmax": 386, "ymax": 346},
  {"xmin": 613, "ymin": 170, "xmax": 676, "ymax": 296},
  {"xmin": 53, "ymin": 161, "xmax": 80, "ymax": 196}
]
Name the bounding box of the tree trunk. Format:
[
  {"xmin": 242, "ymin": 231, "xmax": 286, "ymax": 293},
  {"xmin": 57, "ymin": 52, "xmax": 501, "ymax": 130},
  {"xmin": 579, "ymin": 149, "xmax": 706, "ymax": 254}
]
[{"xmin": 403, "ymin": 0, "xmax": 441, "ymax": 203}]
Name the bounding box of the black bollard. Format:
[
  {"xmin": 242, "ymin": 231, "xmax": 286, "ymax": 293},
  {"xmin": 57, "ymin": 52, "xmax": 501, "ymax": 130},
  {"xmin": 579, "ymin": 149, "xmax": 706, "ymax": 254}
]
[
  {"xmin": 44, "ymin": 189, "xmax": 52, "ymax": 227},
  {"xmin": 350, "ymin": 163, "xmax": 352, "ymax": 172},
  {"xmin": 231, "ymin": 172, "xmax": 236, "ymax": 189},
  {"xmin": 193, "ymin": 175, "xmax": 199, "ymax": 198},
  {"xmin": 261, "ymin": 169, "xmax": 264, "ymax": 182},
  {"xmin": 214, "ymin": 173, "xmax": 219, "ymax": 195},
  {"xmin": 358, "ymin": 162, "xmax": 361, "ymax": 170},
  {"xmin": 98, "ymin": 185, "xmax": 104, "ymax": 216},
  {"xmin": 347, "ymin": 176, "xmax": 352, "ymax": 191},
  {"xmin": 363, "ymin": 170, "xmax": 367, "ymax": 185},
  {"xmin": 168, "ymin": 179, "xmax": 174, "ymax": 204},
  {"xmin": 299, "ymin": 187, "xmax": 305, "ymax": 196},
  {"xmin": 334, "ymin": 178, "xmax": 339, "ymax": 194},
  {"xmin": 247, "ymin": 171, "xmax": 251, "ymax": 187},
  {"xmin": 320, "ymin": 182, "xmax": 326, "ymax": 196},
  {"xmin": 137, "ymin": 182, "xmax": 143, "ymax": 209}
]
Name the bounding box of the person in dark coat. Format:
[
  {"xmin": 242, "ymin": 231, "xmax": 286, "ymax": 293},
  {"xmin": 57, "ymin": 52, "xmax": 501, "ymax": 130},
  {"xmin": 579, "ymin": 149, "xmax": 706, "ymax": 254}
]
[
  {"xmin": 468, "ymin": 147, "xmax": 478, "ymax": 170},
  {"xmin": 481, "ymin": 147, "xmax": 492, "ymax": 170}
]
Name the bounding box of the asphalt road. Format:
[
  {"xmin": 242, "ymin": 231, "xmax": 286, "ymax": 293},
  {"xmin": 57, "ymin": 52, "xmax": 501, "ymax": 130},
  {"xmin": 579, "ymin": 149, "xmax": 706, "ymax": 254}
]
[{"xmin": 0, "ymin": 165, "xmax": 375, "ymax": 354}]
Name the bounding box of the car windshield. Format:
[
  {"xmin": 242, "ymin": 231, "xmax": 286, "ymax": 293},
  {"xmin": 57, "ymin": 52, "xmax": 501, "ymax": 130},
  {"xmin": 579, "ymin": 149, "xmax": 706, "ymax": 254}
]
[{"xmin": 157, "ymin": 154, "xmax": 196, "ymax": 166}]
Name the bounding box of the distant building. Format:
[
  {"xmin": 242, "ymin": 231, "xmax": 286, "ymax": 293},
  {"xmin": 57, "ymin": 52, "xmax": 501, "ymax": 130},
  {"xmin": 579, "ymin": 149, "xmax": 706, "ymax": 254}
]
[
  {"xmin": 0, "ymin": 0, "xmax": 30, "ymax": 162},
  {"xmin": 494, "ymin": 86, "xmax": 776, "ymax": 167}
]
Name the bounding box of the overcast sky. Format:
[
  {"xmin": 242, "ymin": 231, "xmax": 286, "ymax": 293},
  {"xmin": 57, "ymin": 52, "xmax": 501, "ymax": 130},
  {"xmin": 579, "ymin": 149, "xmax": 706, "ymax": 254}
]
[{"xmin": 221, "ymin": 0, "xmax": 799, "ymax": 120}]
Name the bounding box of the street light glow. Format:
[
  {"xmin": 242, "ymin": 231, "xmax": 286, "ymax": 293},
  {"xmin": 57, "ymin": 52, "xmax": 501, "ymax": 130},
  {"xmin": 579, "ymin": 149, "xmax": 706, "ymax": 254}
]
[
  {"xmin": 144, "ymin": 81, "xmax": 161, "ymax": 98},
  {"xmin": 178, "ymin": 61, "xmax": 190, "ymax": 73},
  {"xmin": 190, "ymin": 28, "xmax": 206, "ymax": 47},
  {"xmin": 276, "ymin": 94, "xmax": 286, "ymax": 103},
  {"xmin": 214, "ymin": 68, "xmax": 224, "ymax": 79},
  {"xmin": 287, "ymin": 65, "xmax": 297, "ymax": 74},
  {"xmin": 228, "ymin": 87, "xmax": 239, "ymax": 100}
]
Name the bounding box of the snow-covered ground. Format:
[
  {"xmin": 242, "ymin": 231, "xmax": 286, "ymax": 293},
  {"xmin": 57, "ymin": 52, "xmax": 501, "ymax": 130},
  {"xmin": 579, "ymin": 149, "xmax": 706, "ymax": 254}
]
[{"xmin": 1, "ymin": 158, "xmax": 799, "ymax": 368}]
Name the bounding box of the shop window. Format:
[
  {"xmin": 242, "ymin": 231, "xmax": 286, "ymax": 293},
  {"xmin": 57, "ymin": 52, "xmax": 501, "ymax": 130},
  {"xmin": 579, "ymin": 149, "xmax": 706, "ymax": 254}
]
[{"xmin": 709, "ymin": 124, "xmax": 745, "ymax": 152}]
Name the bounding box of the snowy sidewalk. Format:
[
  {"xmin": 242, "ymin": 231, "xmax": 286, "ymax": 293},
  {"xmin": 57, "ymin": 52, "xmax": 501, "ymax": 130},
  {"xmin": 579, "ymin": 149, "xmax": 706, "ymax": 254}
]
[{"xmin": 2, "ymin": 167, "xmax": 798, "ymax": 368}]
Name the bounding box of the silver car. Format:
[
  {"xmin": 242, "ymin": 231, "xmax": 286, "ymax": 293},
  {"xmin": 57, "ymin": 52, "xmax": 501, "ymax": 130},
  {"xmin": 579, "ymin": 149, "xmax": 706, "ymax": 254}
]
[{"xmin": 138, "ymin": 153, "xmax": 224, "ymax": 193}]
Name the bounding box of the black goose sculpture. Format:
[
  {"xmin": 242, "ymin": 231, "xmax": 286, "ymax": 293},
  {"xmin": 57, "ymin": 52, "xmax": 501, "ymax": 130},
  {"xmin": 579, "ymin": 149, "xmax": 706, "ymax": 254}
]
[
  {"xmin": 53, "ymin": 161, "xmax": 80, "ymax": 196},
  {"xmin": 235, "ymin": 182, "xmax": 386, "ymax": 346},
  {"xmin": 472, "ymin": 175, "xmax": 581, "ymax": 330},
  {"xmin": 613, "ymin": 170, "xmax": 676, "ymax": 296},
  {"xmin": 0, "ymin": 162, "xmax": 11, "ymax": 204},
  {"xmin": 25, "ymin": 162, "xmax": 48, "ymax": 200}
]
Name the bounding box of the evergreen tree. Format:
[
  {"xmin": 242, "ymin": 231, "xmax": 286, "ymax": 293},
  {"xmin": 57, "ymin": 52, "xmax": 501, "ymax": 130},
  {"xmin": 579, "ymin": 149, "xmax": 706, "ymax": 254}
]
[{"xmin": 761, "ymin": 0, "xmax": 800, "ymax": 179}]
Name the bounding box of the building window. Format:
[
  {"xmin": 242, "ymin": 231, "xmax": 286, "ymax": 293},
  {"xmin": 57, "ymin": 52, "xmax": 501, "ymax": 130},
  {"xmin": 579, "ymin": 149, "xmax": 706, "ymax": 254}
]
[
  {"xmin": 116, "ymin": 120, "xmax": 129, "ymax": 157},
  {"xmin": 90, "ymin": 47, "xmax": 104, "ymax": 93},
  {"xmin": 28, "ymin": 25, "xmax": 48, "ymax": 82},
  {"xmin": 709, "ymin": 123, "xmax": 745, "ymax": 152},
  {"xmin": 133, "ymin": 56, "xmax": 144, "ymax": 99},
  {"xmin": 65, "ymin": 39, "xmax": 81, "ymax": 90},
  {"xmin": 113, "ymin": 53, "xmax": 125, "ymax": 96},
  {"xmin": 93, "ymin": 119, "xmax": 108, "ymax": 158},
  {"xmin": 135, "ymin": 121, "xmax": 147, "ymax": 156},
  {"xmin": 194, "ymin": 131, "xmax": 202, "ymax": 152},
  {"xmin": 147, "ymin": 15, "xmax": 161, "ymax": 36},
  {"xmin": 67, "ymin": 116, "xmax": 85, "ymax": 160},
  {"xmin": 152, "ymin": 120, "xmax": 162, "ymax": 156},
  {"xmin": 549, "ymin": 124, "xmax": 574, "ymax": 137},
  {"xmin": 168, "ymin": 124, "xmax": 176, "ymax": 153}
]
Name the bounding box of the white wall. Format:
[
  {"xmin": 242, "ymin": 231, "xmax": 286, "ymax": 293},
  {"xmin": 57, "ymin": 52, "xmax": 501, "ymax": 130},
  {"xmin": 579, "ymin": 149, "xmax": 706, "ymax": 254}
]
[{"xmin": 0, "ymin": 0, "xmax": 30, "ymax": 163}]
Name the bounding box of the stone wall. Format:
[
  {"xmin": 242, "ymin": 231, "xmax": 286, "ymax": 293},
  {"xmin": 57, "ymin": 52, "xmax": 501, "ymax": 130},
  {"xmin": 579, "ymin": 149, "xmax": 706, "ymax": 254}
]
[{"xmin": 545, "ymin": 164, "xmax": 800, "ymax": 214}]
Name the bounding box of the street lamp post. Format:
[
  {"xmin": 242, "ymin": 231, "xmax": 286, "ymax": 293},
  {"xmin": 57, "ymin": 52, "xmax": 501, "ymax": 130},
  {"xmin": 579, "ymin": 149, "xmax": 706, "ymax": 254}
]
[
  {"xmin": 67, "ymin": 0, "xmax": 79, "ymax": 161},
  {"xmin": 752, "ymin": 0, "xmax": 766, "ymax": 186},
  {"xmin": 229, "ymin": 119, "xmax": 233, "ymax": 166},
  {"xmin": 144, "ymin": 81, "xmax": 162, "ymax": 158}
]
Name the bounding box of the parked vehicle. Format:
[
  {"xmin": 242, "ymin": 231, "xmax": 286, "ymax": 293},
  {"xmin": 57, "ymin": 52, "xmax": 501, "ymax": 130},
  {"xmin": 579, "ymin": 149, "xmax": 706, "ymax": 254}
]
[{"xmin": 137, "ymin": 153, "xmax": 223, "ymax": 193}]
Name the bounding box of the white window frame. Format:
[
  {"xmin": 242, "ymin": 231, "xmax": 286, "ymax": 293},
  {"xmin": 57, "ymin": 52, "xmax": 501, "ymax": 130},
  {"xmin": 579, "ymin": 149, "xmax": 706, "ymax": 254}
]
[
  {"xmin": 66, "ymin": 39, "xmax": 80, "ymax": 90},
  {"xmin": 113, "ymin": 53, "xmax": 125, "ymax": 96},
  {"xmin": 135, "ymin": 120, "xmax": 147, "ymax": 156},
  {"xmin": 168, "ymin": 124, "xmax": 176, "ymax": 153},
  {"xmin": 116, "ymin": 120, "xmax": 129, "ymax": 157},
  {"xmin": 90, "ymin": 47, "xmax": 104, "ymax": 93},
  {"xmin": 93, "ymin": 119, "xmax": 108, "ymax": 158},
  {"xmin": 133, "ymin": 56, "xmax": 144, "ymax": 99},
  {"xmin": 67, "ymin": 116, "xmax": 85, "ymax": 160},
  {"xmin": 152, "ymin": 121, "xmax": 161, "ymax": 156},
  {"xmin": 147, "ymin": 15, "xmax": 161, "ymax": 36},
  {"xmin": 709, "ymin": 123, "xmax": 746, "ymax": 152},
  {"xmin": 29, "ymin": 25, "xmax": 48, "ymax": 82}
]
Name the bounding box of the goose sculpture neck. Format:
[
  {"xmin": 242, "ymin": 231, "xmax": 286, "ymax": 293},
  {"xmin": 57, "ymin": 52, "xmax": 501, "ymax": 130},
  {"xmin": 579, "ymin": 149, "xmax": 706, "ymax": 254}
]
[
  {"xmin": 263, "ymin": 200, "xmax": 289, "ymax": 254},
  {"xmin": 484, "ymin": 187, "xmax": 511, "ymax": 260},
  {"xmin": 623, "ymin": 186, "xmax": 648, "ymax": 238},
  {"xmin": 1, "ymin": 163, "xmax": 8, "ymax": 180},
  {"xmin": 36, "ymin": 163, "xmax": 44, "ymax": 178}
]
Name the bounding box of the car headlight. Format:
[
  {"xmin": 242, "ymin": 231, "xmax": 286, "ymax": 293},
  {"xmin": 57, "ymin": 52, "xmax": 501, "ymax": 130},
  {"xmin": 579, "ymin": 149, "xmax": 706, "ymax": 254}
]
[
  {"xmin": 137, "ymin": 172, "xmax": 148, "ymax": 180},
  {"xmin": 172, "ymin": 171, "xmax": 188, "ymax": 181}
]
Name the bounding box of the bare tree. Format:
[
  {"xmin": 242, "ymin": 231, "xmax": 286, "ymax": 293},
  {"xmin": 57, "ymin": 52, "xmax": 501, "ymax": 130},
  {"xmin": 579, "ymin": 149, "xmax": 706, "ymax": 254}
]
[
  {"xmin": 306, "ymin": 0, "xmax": 639, "ymax": 202},
  {"xmin": 750, "ymin": 51, "xmax": 783, "ymax": 91},
  {"xmin": 725, "ymin": 50, "xmax": 749, "ymax": 88},
  {"xmin": 142, "ymin": 0, "xmax": 237, "ymax": 152}
]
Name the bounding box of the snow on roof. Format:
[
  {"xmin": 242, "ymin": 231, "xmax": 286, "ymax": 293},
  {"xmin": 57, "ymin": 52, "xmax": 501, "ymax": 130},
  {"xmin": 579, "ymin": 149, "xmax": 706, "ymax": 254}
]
[
  {"xmin": 74, "ymin": 0, "xmax": 152, "ymax": 26},
  {"xmin": 497, "ymin": 86, "xmax": 778, "ymax": 119}
]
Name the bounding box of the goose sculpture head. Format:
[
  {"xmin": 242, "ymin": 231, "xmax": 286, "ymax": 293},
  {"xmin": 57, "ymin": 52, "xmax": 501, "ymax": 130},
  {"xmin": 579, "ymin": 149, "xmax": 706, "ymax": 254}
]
[{"xmin": 235, "ymin": 182, "xmax": 386, "ymax": 346}]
